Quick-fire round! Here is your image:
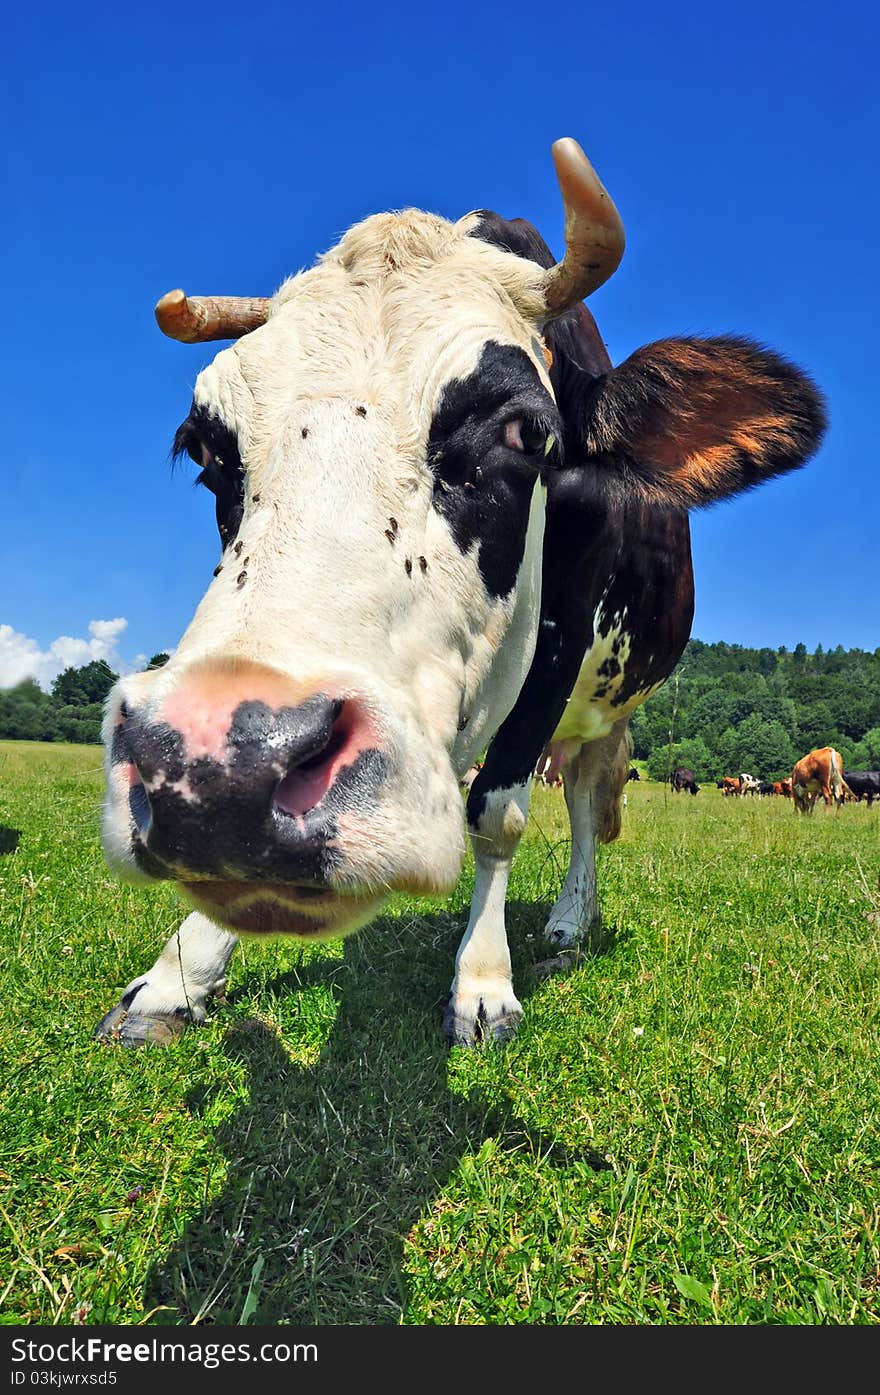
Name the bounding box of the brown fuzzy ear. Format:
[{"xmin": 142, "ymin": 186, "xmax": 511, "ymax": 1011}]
[{"xmin": 581, "ymin": 336, "xmax": 827, "ymax": 508}]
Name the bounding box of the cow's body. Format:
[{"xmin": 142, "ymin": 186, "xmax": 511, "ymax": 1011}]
[
  {"xmin": 791, "ymin": 747, "xmax": 851, "ymax": 813},
  {"xmin": 95, "ymin": 140, "xmax": 825, "ymax": 1048},
  {"xmin": 719, "ymin": 776, "xmax": 741, "ymax": 796},
  {"xmin": 670, "ymin": 767, "xmax": 699, "ymax": 795},
  {"xmin": 739, "ymin": 773, "xmax": 761, "ymax": 797},
  {"xmin": 843, "ymin": 771, "xmax": 880, "ymax": 807}
]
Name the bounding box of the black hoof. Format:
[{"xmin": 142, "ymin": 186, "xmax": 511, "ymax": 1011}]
[
  {"xmin": 441, "ymin": 996, "xmax": 521, "ymax": 1048},
  {"xmin": 93, "ymin": 1003, "xmax": 189, "ymax": 1047}
]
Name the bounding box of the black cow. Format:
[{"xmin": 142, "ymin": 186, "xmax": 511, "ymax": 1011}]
[
  {"xmin": 96, "ymin": 138, "xmax": 825, "ymax": 1048},
  {"xmin": 671, "ymin": 767, "xmax": 700, "ymax": 795},
  {"xmin": 626, "ymin": 767, "xmax": 641, "ymax": 782},
  {"xmin": 843, "ymin": 771, "xmax": 880, "ymax": 807}
]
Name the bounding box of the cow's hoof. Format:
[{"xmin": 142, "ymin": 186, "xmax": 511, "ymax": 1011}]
[
  {"xmin": 441, "ymin": 993, "xmax": 522, "ymax": 1047},
  {"xmin": 92, "ymin": 1003, "xmax": 190, "ymax": 1047},
  {"xmin": 544, "ymin": 911, "xmax": 601, "ymax": 952}
]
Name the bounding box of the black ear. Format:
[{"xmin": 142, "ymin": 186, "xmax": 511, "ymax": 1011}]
[{"xmin": 579, "ymin": 336, "xmax": 827, "ymax": 509}]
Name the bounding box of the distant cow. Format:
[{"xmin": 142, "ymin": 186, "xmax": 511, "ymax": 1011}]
[
  {"xmin": 626, "ymin": 767, "xmax": 640, "ymax": 782},
  {"xmin": 843, "ymin": 771, "xmax": 880, "ymax": 807},
  {"xmin": 757, "ymin": 781, "xmax": 775, "ymax": 796},
  {"xmin": 739, "ymin": 773, "xmax": 761, "ymax": 797},
  {"xmin": 792, "ymin": 747, "xmax": 852, "ymax": 814},
  {"xmin": 93, "ymin": 137, "xmax": 825, "ymax": 1049},
  {"xmin": 671, "ymin": 767, "xmax": 700, "ymax": 795},
  {"xmin": 719, "ymin": 776, "xmax": 741, "ymax": 796}
]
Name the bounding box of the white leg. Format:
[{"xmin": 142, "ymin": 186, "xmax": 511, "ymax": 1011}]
[
  {"xmin": 444, "ymin": 782, "xmax": 529, "ymax": 1045},
  {"xmin": 94, "ymin": 912, "xmax": 239, "ymax": 1046}
]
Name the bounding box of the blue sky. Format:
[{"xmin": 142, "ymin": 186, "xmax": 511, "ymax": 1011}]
[{"xmin": 3, "ymin": 0, "xmax": 877, "ymax": 686}]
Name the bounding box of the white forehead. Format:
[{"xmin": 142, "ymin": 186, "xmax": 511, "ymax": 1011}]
[{"xmin": 191, "ymin": 209, "xmax": 550, "ymax": 457}]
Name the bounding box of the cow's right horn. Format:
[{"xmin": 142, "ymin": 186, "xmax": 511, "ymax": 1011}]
[
  {"xmin": 542, "ymin": 138, "xmax": 626, "ymax": 320},
  {"xmin": 155, "ymin": 289, "xmax": 271, "ymax": 343}
]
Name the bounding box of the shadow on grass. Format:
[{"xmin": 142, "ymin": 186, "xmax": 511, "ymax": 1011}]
[
  {"xmin": 0, "ymin": 825, "xmax": 21, "ymax": 854},
  {"xmin": 144, "ymin": 901, "xmax": 613, "ymax": 1325}
]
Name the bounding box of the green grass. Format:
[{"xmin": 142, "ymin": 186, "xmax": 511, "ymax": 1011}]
[{"xmin": 1, "ymin": 739, "xmax": 879, "ymax": 1325}]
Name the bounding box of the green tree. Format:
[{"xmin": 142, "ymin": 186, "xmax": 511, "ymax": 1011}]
[
  {"xmin": 646, "ymin": 736, "xmax": 711, "ymax": 783},
  {"xmin": 858, "ymin": 728, "xmax": 880, "ymax": 767},
  {"xmin": 52, "ymin": 660, "xmax": 118, "ymax": 707}
]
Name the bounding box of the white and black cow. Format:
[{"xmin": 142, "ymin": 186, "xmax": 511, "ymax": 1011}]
[{"xmin": 96, "ymin": 139, "xmax": 825, "ymax": 1048}]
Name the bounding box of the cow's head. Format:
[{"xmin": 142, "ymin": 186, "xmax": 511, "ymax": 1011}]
[{"xmin": 102, "ymin": 139, "xmax": 824, "ymax": 939}]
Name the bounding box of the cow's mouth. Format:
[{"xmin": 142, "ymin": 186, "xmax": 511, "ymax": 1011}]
[{"xmin": 180, "ymin": 878, "xmax": 384, "ymax": 939}]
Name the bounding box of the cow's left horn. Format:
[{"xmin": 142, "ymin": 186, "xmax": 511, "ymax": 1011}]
[
  {"xmin": 542, "ymin": 138, "xmax": 626, "ymax": 319},
  {"xmin": 154, "ymin": 290, "xmax": 272, "ymax": 343}
]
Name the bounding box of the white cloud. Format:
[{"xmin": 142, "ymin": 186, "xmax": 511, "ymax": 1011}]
[{"xmin": 0, "ymin": 618, "xmax": 133, "ymax": 690}]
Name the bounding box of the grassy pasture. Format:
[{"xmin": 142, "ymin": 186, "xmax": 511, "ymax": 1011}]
[{"xmin": 1, "ymin": 739, "xmax": 879, "ymax": 1326}]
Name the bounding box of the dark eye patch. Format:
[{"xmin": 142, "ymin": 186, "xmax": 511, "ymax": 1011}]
[
  {"xmin": 172, "ymin": 404, "xmax": 245, "ymax": 551},
  {"xmin": 427, "ymin": 342, "xmax": 561, "ymax": 599}
]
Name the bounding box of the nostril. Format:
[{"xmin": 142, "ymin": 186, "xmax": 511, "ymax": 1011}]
[
  {"xmin": 273, "ymin": 702, "xmax": 357, "ymax": 819},
  {"xmin": 128, "ymin": 767, "xmax": 153, "ymax": 836},
  {"xmin": 295, "ymin": 723, "xmax": 346, "ymax": 774}
]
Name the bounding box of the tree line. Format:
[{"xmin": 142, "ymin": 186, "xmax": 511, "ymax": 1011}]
[
  {"xmin": 0, "ymin": 655, "xmax": 169, "ymax": 745},
  {"xmin": 2, "ymin": 640, "xmax": 879, "ymax": 784},
  {"xmin": 632, "ymin": 640, "xmax": 880, "ymax": 783}
]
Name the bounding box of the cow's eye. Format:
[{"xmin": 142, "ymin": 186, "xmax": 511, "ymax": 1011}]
[
  {"xmin": 195, "ymin": 448, "xmax": 224, "ymax": 494},
  {"xmin": 502, "ymin": 417, "xmax": 547, "ymax": 455}
]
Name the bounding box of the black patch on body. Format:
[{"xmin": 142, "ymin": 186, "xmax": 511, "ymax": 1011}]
[
  {"xmin": 173, "ymin": 403, "xmax": 245, "ymax": 551},
  {"xmin": 120, "ymin": 697, "xmax": 388, "ymax": 887},
  {"xmin": 427, "ymin": 342, "xmax": 561, "ymax": 600}
]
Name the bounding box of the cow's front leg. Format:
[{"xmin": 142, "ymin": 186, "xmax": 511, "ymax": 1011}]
[
  {"xmin": 443, "ymin": 782, "xmax": 530, "ymax": 1046},
  {"xmin": 94, "ymin": 912, "xmax": 238, "ymax": 1046}
]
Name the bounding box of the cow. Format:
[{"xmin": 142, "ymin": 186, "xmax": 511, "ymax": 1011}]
[
  {"xmin": 718, "ymin": 776, "xmax": 741, "ymax": 796},
  {"xmin": 625, "ymin": 767, "xmax": 640, "ymax": 782},
  {"xmin": 670, "ymin": 767, "xmax": 700, "ymax": 795},
  {"xmin": 756, "ymin": 781, "xmax": 776, "ymax": 796},
  {"xmin": 791, "ymin": 748, "xmax": 852, "ymax": 814},
  {"xmin": 774, "ymin": 778, "xmax": 793, "ymax": 798},
  {"xmin": 739, "ymin": 773, "xmax": 761, "ymax": 797},
  {"xmin": 94, "ymin": 137, "xmax": 825, "ymax": 1048},
  {"xmin": 843, "ymin": 771, "xmax": 880, "ymax": 807}
]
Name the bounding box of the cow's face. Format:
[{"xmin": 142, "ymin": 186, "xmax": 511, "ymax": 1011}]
[{"xmin": 102, "ymin": 212, "xmax": 562, "ymax": 937}]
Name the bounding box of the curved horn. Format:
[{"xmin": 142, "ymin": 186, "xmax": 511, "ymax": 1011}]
[
  {"xmin": 542, "ymin": 138, "xmax": 626, "ymax": 319},
  {"xmin": 154, "ymin": 289, "xmax": 272, "ymax": 343}
]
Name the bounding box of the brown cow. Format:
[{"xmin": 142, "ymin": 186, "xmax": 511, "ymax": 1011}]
[
  {"xmin": 791, "ymin": 748, "xmax": 853, "ymax": 814},
  {"xmin": 772, "ymin": 779, "xmax": 793, "ymax": 798},
  {"xmin": 720, "ymin": 777, "xmax": 741, "ymax": 797}
]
